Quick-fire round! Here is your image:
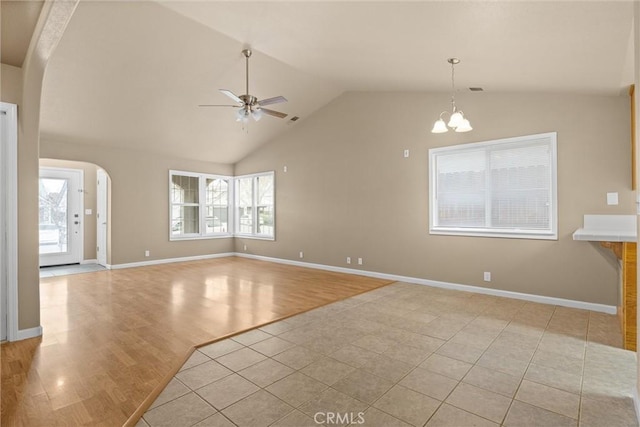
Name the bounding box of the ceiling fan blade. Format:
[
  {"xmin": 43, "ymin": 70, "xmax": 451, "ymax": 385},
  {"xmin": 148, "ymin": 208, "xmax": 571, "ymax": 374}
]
[
  {"xmin": 260, "ymin": 108, "xmax": 288, "ymax": 119},
  {"xmin": 198, "ymin": 104, "xmax": 238, "ymax": 107},
  {"xmin": 258, "ymin": 96, "xmax": 287, "ymax": 107},
  {"xmin": 219, "ymin": 89, "xmax": 243, "ymax": 104}
]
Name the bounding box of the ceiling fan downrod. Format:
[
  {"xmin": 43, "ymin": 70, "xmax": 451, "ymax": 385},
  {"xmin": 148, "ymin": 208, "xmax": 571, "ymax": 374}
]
[{"xmin": 242, "ymin": 49, "xmax": 251, "ymax": 96}]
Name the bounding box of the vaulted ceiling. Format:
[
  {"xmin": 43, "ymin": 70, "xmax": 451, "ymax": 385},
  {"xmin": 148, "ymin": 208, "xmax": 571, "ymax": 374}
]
[
  {"xmin": 1, "ymin": 0, "xmax": 44, "ymax": 67},
  {"xmin": 33, "ymin": 1, "xmax": 636, "ymax": 164}
]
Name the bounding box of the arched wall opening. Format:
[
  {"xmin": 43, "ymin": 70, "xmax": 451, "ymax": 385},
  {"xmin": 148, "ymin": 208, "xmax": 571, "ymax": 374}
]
[{"xmin": 39, "ymin": 158, "xmax": 112, "ymax": 267}]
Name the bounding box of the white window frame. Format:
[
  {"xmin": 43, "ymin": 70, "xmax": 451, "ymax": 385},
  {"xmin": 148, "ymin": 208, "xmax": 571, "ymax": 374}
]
[
  {"xmin": 234, "ymin": 171, "xmax": 275, "ymax": 240},
  {"xmin": 429, "ymin": 132, "xmax": 558, "ymax": 240},
  {"xmin": 169, "ymin": 170, "xmax": 234, "ymax": 240}
]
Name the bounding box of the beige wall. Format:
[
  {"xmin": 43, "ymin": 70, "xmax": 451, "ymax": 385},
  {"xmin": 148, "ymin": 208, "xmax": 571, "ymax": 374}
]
[
  {"xmin": 235, "ymin": 92, "xmax": 633, "ymax": 306},
  {"xmin": 39, "ymin": 139, "xmax": 234, "ymax": 265},
  {"xmin": 1, "ymin": 64, "xmax": 22, "ymax": 105},
  {"xmin": 39, "ymin": 158, "xmax": 98, "ymax": 261}
]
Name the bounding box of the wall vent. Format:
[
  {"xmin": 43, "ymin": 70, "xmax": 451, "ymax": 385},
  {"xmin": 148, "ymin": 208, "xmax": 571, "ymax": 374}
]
[{"xmin": 287, "ymin": 116, "xmax": 300, "ymax": 126}]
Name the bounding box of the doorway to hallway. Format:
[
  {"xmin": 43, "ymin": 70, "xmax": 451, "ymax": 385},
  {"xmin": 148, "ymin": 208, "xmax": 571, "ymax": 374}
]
[{"xmin": 39, "ymin": 167, "xmax": 83, "ymax": 267}]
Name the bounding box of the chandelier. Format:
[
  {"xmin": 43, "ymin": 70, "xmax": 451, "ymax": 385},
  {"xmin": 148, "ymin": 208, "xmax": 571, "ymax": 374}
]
[{"xmin": 431, "ymin": 58, "xmax": 472, "ymax": 133}]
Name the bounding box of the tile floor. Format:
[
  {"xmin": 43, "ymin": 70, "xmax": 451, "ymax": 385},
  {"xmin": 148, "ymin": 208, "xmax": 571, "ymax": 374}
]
[
  {"xmin": 138, "ymin": 282, "xmax": 638, "ymax": 427},
  {"xmin": 39, "ymin": 263, "xmax": 106, "ymax": 278}
]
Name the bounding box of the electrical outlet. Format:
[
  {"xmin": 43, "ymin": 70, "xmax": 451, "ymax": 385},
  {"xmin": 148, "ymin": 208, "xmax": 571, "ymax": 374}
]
[
  {"xmin": 346, "ymin": 257, "xmax": 351, "ymax": 264},
  {"xmin": 403, "ymin": 149, "xmax": 409, "ymax": 158},
  {"xmin": 243, "ymin": 244, "xmax": 247, "ymax": 251},
  {"xmin": 145, "ymin": 250, "xmax": 150, "ymax": 257},
  {"xmin": 283, "ymin": 166, "xmax": 288, "ymax": 173},
  {"xmin": 358, "ymin": 258, "xmax": 363, "ymax": 265},
  {"xmin": 484, "ymin": 272, "xmax": 491, "ymax": 282},
  {"xmin": 299, "ymin": 251, "xmax": 304, "ymax": 259}
]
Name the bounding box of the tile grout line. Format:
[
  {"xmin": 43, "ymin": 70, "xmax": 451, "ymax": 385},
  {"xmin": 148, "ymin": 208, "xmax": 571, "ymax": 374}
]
[
  {"xmin": 144, "ymin": 287, "xmax": 624, "ymax": 427},
  {"xmin": 497, "ymin": 303, "xmax": 556, "ymax": 426}
]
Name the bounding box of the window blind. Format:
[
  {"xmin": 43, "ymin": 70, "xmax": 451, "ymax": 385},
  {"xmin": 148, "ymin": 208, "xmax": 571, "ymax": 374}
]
[{"xmin": 429, "ymin": 132, "xmax": 557, "ymax": 240}]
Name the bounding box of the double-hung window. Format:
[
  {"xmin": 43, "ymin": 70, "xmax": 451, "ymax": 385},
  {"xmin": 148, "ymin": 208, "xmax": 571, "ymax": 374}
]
[
  {"xmin": 170, "ymin": 171, "xmax": 232, "ymax": 239},
  {"xmin": 169, "ymin": 170, "xmax": 274, "ymax": 240},
  {"xmin": 235, "ymin": 171, "xmax": 275, "ymax": 239},
  {"xmin": 429, "ymin": 132, "xmax": 557, "ymax": 240},
  {"xmin": 205, "ymin": 177, "xmax": 230, "ymax": 234}
]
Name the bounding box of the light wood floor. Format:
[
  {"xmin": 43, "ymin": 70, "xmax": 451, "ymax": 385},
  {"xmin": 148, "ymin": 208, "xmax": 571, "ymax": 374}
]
[{"xmin": 1, "ymin": 257, "xmax": 392, "ymax": 426}]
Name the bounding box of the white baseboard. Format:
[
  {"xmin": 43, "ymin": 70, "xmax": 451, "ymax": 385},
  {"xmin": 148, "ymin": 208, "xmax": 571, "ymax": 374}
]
[
  {"xmin": 104, "ymin": 250, "xmax": 616, "ymax": 314},
  {"xmin": 16, "ymin": 326, "xmax": 43, "ymax": 341},
  {"xmin": 81, "ymin": 259, "xmax": 98, "ymax": 265},
  {"xmin": 109, "ymin": 252, "xmax": 235, "ymax": 270},
  {"xmin": 235, "ymin": 253, "xmax": 617, "ymax": 314}
]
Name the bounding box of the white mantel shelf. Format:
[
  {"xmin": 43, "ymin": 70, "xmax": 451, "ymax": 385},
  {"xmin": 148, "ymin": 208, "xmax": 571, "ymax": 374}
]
[{"xmin": 572, "ymin": 214, "xmax": 637, "ymax": 243}]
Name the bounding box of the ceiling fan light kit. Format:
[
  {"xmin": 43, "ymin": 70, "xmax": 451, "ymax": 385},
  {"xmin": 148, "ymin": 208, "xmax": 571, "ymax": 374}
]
[
  {"xmin": 432, "ymin": 58, "xmax": 473, "ymax": 134},
  {"xmin": 199, "ymin": 48, "xmax": 288, "ymax": 129}
]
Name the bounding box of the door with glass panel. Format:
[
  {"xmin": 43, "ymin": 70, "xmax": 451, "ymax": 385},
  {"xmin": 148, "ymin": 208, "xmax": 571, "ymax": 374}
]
[{"xmin": 39, "ymin": 168, "xmax": 83, "ymax": 266}]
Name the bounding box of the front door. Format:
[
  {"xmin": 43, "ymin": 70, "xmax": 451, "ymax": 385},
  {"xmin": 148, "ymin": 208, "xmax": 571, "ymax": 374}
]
[{"xmin": 39, "ymin": 168, "xmax": 83, "ymax": 267}]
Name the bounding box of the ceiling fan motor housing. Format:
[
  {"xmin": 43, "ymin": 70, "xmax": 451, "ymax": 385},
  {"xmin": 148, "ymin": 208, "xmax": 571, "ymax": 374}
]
[{"xmin": 239, "ymin": 94, "xmax": 258, "ymax": 107}]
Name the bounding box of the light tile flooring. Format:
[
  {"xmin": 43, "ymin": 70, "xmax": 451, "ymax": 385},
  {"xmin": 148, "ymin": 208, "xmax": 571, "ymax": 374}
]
[
  {"xmin": 39, "ymin": 263, "xmax": 106, "ymax": 278},
  {"xmin": 139, "ymin": 282, "xmax": 638, "ymax": 427}
]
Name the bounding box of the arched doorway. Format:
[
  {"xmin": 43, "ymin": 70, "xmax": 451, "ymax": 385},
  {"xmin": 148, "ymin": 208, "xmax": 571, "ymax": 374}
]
[{"xmin": 38, "ymin": 159, "xmax": 112, "ymax": 268}]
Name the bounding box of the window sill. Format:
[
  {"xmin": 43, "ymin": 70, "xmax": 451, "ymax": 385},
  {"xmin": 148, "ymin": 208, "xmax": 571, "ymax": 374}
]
[
  {"xmin": 429, "ymin": 228, "xmax": 557, "ymax": 241},
  {"xmin": 169, "ymin": 234, "xmax": 275, "ymax": 242},
  {"xmin": 170, "ymin": 234, "xmax": 234, "ymax": 241},
  {"xmin": 234, "ymin": 234, "xmax": 275, "ymax": 241}
]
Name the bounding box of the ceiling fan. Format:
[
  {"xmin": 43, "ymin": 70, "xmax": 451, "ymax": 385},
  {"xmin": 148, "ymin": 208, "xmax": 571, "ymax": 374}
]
[{"xmin": 199, "ymin": 48, "xmax": 288, "ymax": 123}]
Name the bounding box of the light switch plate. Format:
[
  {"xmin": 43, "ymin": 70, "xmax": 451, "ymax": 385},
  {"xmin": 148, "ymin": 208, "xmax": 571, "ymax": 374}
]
[
  {"xmin": 85, "ymin": 209, "xmax": 92, "ymax": 215},
  {"xmin": 607, "ymin": 192, "xmax": 619, "ymax": 205}
]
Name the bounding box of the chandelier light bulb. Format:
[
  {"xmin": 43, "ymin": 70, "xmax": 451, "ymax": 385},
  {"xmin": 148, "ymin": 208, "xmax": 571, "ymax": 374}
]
[
  {"xmin": 448, "ymin": 111, "xmax": 464, "ymax": 128},
  {"xmin": 455, "ymin": 119, "xmax": 473, "ymax": 133},
  {"xmin": 431, "ymin": 119, "xmax": 448, "ymax": 133}
]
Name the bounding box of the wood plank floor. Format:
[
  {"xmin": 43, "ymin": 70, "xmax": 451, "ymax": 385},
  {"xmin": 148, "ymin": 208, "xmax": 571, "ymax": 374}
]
[{"xmin": 1, "ymin": 257, "xmax": 392, "ymax": 426}]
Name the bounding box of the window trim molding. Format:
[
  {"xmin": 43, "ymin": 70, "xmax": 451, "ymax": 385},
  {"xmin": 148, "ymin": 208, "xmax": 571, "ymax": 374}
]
[{"xmin": 429, "ymin": 132, "xmax": 558, "ymax": 240}]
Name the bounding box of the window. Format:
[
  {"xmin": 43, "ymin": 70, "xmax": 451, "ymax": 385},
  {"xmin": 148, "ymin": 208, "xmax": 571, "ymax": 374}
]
[
  {"xmin": 170, "ymin": 171, "xmax": 232, "ymax": 239},
  {"xmin": 169, "ymin": 170, "xmax": 274, "ymax": 240},
  {"xmin": 429, "ymin": 132, "xmax": 557, "ymax": 240},
  {"xmin": 205, "ymin": 178, "xmax": 229, "ymax": 234},
  {"xmin": 235, "ymin": 172, "xmax": 275, "ymax": 239}
]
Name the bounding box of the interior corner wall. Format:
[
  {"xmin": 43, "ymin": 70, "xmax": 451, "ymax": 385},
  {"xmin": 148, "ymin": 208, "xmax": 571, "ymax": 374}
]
[
  {"xmin": 234, "ymin": 91, "xmax": 633, "ymax": 307},
  {"xmin": 39, "ymin": 139, "xmax": 234, "ymax": 265},
  {"xmin": 39, "ymin": 158, "xmax": 98, "ymax": 261}
]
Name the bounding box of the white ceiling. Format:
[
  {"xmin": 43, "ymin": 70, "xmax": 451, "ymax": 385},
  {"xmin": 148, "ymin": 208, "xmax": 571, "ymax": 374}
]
[{"xmin": 40, "ymin": 1, "xmax": 635, "ymax": 164}]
